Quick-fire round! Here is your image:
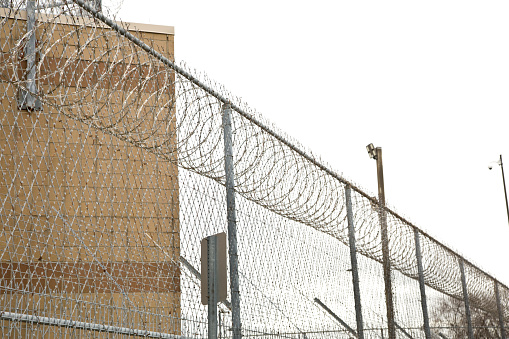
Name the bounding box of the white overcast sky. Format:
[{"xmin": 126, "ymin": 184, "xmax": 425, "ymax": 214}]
[{"xmin": 115, "ymin": 1, "xmax": 509, "ymax": 284}]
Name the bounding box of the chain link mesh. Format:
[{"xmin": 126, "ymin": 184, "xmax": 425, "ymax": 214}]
[{"xmin": 1, "ymin": 1, "xmax": 508, "ymax": 338}]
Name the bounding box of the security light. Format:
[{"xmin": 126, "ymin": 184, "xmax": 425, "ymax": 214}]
[
  {"xmin": 366, "ymin": 143, "xmax": 377, "ymax": 160},
  {"xmin": 488, "ymin": 159, "xmax": 501, "ymax": 170}
]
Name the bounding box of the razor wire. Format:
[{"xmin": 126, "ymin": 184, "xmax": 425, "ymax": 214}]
[{"xmin": 1, "ymin": 1, "xmax": 509, "ymax": 338}]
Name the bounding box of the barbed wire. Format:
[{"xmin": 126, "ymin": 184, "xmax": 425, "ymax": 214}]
[{"xmin": 0, "ymin": 1, "xmax": 507, "ymax": 337}]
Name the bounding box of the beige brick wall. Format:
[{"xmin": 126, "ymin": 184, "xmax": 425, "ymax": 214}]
[{"xmin": 0, "ymin": 11, "xmax": 180, "ymax": 337}]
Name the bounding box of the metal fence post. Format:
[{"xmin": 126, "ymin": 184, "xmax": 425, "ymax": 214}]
[
  {"xmin": 414, "ymin": 229, "xmax": 431, "ymax": 339},
  {"xmin": 459, "ymin": 258, "xmax": 474, "ymax": 339},
  {"xmin": 495, "ymin": 281, "xmax": 506, "ymax": 339},
  {"xmin": 345, "ymin": 186, "xmax": 364, "ymax": 339},
  {"xmin": 222, "ymin": 104, "xmax": 242, "ymax": 339},
  {"xmin": 208, "ymin": 236, "xmax": 218, "ymax": 339}
]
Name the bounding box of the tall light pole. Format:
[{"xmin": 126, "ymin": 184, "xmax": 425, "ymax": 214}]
[
  {"xmin": 489, "ymin": 154, "xmax": 509, "ymax": 227},
  {"xmin": 366, "ymin": 143, "xmax": 396, "ymax": 339}
]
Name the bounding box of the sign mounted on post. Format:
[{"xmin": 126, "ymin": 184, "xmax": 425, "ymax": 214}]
[{"xmin": 201, "ymin": 232, "xmax": 227, "ymax": 305}]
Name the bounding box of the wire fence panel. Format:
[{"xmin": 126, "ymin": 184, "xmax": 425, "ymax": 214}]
[{"xmin": 1, "ymin": 1, "xmax": 509, "ymax": 338}]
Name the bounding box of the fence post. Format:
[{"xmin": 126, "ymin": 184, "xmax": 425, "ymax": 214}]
[
  {"xmin": 414, "ymin": 229, "xmax": 431, "ymax": 339},
  {"xmin": 222, "ymin": 104, "xmax": 242, "ymax": 339},
  {"xmin": 345, "ymin": 186, "xmax": 364, "ymax": 339},
  {"xmin": 495, "ymin": 281, "xmax": 506, "ymax": 339},
  {"xmin": 459, "ymin": 258, "xmax": 474, "ymax": 339},
  {"xmin": 207, "ymin": 236, "xmax": 218, "ymax": 339}
]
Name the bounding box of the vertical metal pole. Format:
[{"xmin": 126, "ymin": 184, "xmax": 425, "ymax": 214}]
[
  {"xmin": 495, "ymin": 281, "xmax": 506, "ymax": 339},
  {"xmin": 345, "ymin": 186, "xmax": 364, "ymax": 339},
  {"xmin": 208, "ymin": 236, "xmax": 218, "ymax": 339},
  {"xmin": 459, "ymin": 258, "xmax": 474, "ymax": 339},
  {"xmin": 375, "ymin": 147, "xmax": 396, "ymax": 339},
  {"xmin": 499, "ymin": 155, "xmax": 509, "ymax": 227},
  {"xmin": 25, "ymin": 0, "xmax": 37, "ymax": 109},
  {"xmin": 414, "ymin": 229, "xmax": 431, "ymax": 339},
  {"xmin": 222, "ymin": 104, "xmax": 242, "ymax": 339}
]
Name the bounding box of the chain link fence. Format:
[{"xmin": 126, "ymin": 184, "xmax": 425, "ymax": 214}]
[{"xmin": 1, "ymin": 1, "xmax": 508, "ymax": 338}]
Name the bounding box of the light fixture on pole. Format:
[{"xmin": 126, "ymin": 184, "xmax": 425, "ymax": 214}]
[
  {"xmin": 366, "ymin": 143, "xmax": 395, "ymax": 339},
  {"xmin": 366, "ymin": 143, "xmax": 377, "ymax": 160},
  {"xmin": 489, "ymin": 155, "xmax": 509, "ymax": 227}
]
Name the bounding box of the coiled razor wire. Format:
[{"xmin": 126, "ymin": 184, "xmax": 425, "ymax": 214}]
[{"xmin": 0, "ymin": 1, "xmax": 508, "ymax": 337}]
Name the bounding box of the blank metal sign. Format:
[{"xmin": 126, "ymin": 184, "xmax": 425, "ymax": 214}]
[{"xmin": 201, "ymin": 232, "xmax": 227, "ymax": 305}]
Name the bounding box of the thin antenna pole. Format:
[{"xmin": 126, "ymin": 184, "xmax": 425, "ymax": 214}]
[{"xmin": 499, "ymin": 155, "xmax": 509, "ymax": 227}]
